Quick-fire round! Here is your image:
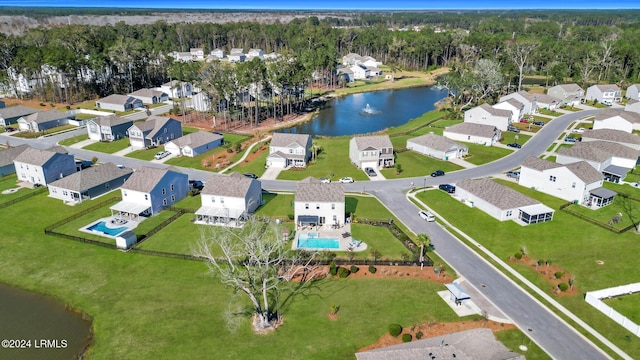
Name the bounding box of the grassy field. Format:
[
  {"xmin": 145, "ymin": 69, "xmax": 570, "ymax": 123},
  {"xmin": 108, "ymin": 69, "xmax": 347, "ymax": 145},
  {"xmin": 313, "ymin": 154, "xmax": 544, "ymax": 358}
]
[
  {"xmin": 84, "ymin": 138, "xmax": 130, "ymax": 154},
  {"xmin": 0, "ymin": 175, "xmax": 42, "ymax": 205},
  {"xmin": 58, "ymin": 133, "xmax": 89, "ymax": 146},
  {"xmin": 501, "ymin": 131, "xmax": 531, "ymax": 145},
  {"xmin": 381, "ymin": 150, "xmax": 463, "ymax": 179},
  {"xmin": 603, "ymin": 293, "xmax": 640, "ymax": 323},
  {"xmin": 464, "ymin": 144, "xmax": 514, "ymax": 166},
  {"xmin": 126, "ymin": 147, "xmax": 160, "ymax": 161}
]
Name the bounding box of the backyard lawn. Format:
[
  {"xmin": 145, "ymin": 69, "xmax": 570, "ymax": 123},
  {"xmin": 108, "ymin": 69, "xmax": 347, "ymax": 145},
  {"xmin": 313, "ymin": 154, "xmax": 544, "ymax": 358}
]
[
  {"xmin": 603, "ymin": 292, "xmax": 640, "ymax": 323},
  {"xmin": 464, "ymin": 144, "xmax": 514, "ymax": 166}
]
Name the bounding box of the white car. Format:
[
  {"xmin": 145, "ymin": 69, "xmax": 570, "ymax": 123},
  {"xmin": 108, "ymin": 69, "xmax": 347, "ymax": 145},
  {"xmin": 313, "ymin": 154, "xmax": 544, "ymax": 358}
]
[
  {"xmin": 319, "ymin": 178, "xmax": 331, "ymax": 184},
  {"xmin": 418, "ymin": 210, "xmax": 435, "ymax": 222},
  {"xmin": 571, "ymin": 127, "xmax": 585, "ymax": 134},
  {"xmin": 339, "ymin": 177, "xmax": 354, "ymax": 183},
  {"xmin": 154, "ymin": 151, "xmax": 170, "ymax": 160}
]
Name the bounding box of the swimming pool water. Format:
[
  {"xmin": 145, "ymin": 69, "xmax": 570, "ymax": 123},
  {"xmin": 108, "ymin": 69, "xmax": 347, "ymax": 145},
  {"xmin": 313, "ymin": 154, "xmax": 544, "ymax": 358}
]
[
  {"xmin": 87, "ymin": 221, "xmax": 127, "ymax": 237},
  {"xmin": 297, "ymin": 234, "xmax": 339, "ymax": 249}
]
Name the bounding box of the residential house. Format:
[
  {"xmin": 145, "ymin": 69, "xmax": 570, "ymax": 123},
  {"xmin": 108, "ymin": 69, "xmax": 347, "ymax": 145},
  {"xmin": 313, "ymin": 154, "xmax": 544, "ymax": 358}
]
[
  {"xmin": 349, "ymin": 135, "xmax": 394, "ymax": 169},
  {"xmin": 48, "ymin": 163, "xmax": 133, "ymax": 204},
  {"xmin": 406, "ymin": 133, "xmax": 468, "ymax": 160},
  {"xmin": 294, "ymin": 177, "xmax": 345, "ymax": 227},
  {"xmin": 0, "ymin": 105, "xmax": 39, "ymax": 126},
  {"xmin": 169, "ymin": 51, "xmax": 196, "ymax": 62},
  {"xmin": 190, "ymin": 48, "xmax": 205, "ymax": 60},
  {"xmin": 492, "ymin": 98, "xmax": 524, "ymax": 122},
  {"xmin": 0, "ymin": 144, "xmax": 29, "ymax": 176},
  {"xmin": 128, "ymin": 88, "xmax": 169, "ymax": 104},
  {"xmin": 556, "ymin": 141, "xmax": 640, "ymax": 182},
  {"xmin": 547, "ymin": 83, "xmax": 585, "ymax": 106},
  {"xmin": 110, "ymin": 166, "xmax": 188, "ymax": 219},
  {"xmin": 164, "ymin": 131, "xmax": 223, "ymax": 157},
  {"xmin": 592, "ymin": 109, "xmax": 640, "ymax": 133},
  {"xmin": 228, "ymin": 48, "xmax": 246, "ymax": 63},
  {"xmin": 266, "ymin": 132, "xmax": 312, "ymax": 168},
  {"xmin": 350, "ymin": 64, "xmax": 370, "ymax": 80},
  {"xmin": 463, "ymin": 103, "xmax": 512, "ymax": 131},
  {"xmin": 160, "ymin": 80, "xmax": 193, "ymax": 98},
  {"xmin": 195, "ymin": 172, "xmax": 262, "ymax": 226},
  {"xmin": 127, "ymin": 116, "xmax": 182, "ymax": 149},
  {"xmin": 342, "ymin": 53, "xmax": 363, "ymax": 66},
  {"xmin": 189, "ymin": 92, "xmax": 211, "ymax": 112},
  {"xmin": 210, "ymin": 48, "xmax": 225, "ymax": 59},
  {"xmin": 14, "ymin": 147, "xmax": 76, "ymax": 186},
  {"xmin": 499, "ymin": 91, "xmax": 538, "ymax": 114},
  {"xmin": 455, "ymin": 177, "xmax": 554, "ymax": 225},
  {"xmin": 365, "ymin": 65, "xmax": 382, "ymax": 77},
  {"xmin": 534, "ymin": 93, "xmax": 560, "ymax": 111},
  {"xmin": 17, "ymin": 110, "xmax": 70, "ymax": 132},
  {"xmin": 246, "ymin": 48, "xmax": 264, "ymax": 61},
  {"xmin": 95, "ymin": 94, "xmax": 143, "ymax": 112},
  {"xmin": 626, "ymin": 84, "xmax": 640, "ymax": 101},
  {"xmin": 626, "ymin": 99, "xmax": 640, "ymax": 114},
  {"xmin": 586, "ymin": 84, "xmax": 622, "ymax": 105},
  {"xmin": 337, "ymin": 67, "xmax": 354, "ymax": 83},
  {"xmin": 86, "ymin": 115, "xmax": 133, "ymax": 142},
  {"xmin": 443, "ymin": 123, "xmax": 501, "ymax": 146},
  {"xmin": 519, "ymin": 156, "xmax": 614, "ymax": 208},
  {"xmin": 582, "ymin": 129, "xmax": 640, "ymax": 151}
]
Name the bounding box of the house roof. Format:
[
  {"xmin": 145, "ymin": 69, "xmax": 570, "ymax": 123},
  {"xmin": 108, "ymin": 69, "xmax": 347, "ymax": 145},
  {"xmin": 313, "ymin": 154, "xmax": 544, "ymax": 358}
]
[
  {"xmin": 22, "ymin": 110, "xmax": 69, "ymax": 124},
  {"xmin": 270, "ymin": 132, "xmax": 310, "ymax": 148},
  {"xmin": 558, "ymin": 140, "xmax": 640, "ymax": 162},
  {"xmin": 534, "ymin": 93, "xmax": 559, "ymax": 104},
  {"xmin": 522, "ymin": 156, "xmax": 562, "ymax": 171},
  {"xmin": 121, "ymin": 166, "xmax": 182, "ymax": 193},
  {"xmin": 353, "ymin": 135, "xmax": 393, "ymax": 151},
  {"xmin": 97, "ymin": 94, "xmax": 138, "ymax": 106},
  {"xmin": 582, "ymin": 129, "xmax": 640, "ymax": 145},
  {"xmin": 162, "ymin": 80, "xmax": 190, "ymax": 87},
  {"xmin": 230, "ymin": 48, "xmax": 245, "ymax": 55},
  {"xmin": 594, "ymin": 109, "xmax": 640, "ymax": 123},
  {"xmin": 337, "ymin": 67, "xmax": 354, "ymax": 74},
  {"xmin": 295, "ymin": 177, "xmax": 344, "ymax": 203},
  {"xmin": 169, "ymin": 131, "xmax": 223, "ymax": 148},
  {"xmin": 134, "ymin": 116, "xmax": 180, "ymax": 139},
  {"xmin": 457, "ymin": 178, "xmax": 539, "ymax": 210},
  {"xmin": 565, "ymin": 161, "xmax": 604, "ymax": 184},
  {"xmin": 94, "ymin": 114, "xmax": 133, "ymax": 127},
  {"xmin": 355, "ymin": 328, "xmax": 524, "ymax": 360},
  {"xmin": 445, "ymin": 122, "xmax": 498, "ymax": 138},
  {"xmin": 591, "ymin": 84, "xmax": 621, "ymax": 92},
  {"xmin": 48, "ymin": 162, "xmax": 133, "ymax": 192},
  {"xmin": 0, "ymin": 105, "xmax": 39, "ymax": 119},
  {"xmin": 408, "ymin": 133, "xmax": 465, "ymax": 152},
  {"xmin": 590, "ymin": 187, "xmax": 617, "ymax": 199},
  {"xmin": 479, "ymin": 103, "xmax": 510, "ymax": 117},
  {"xmin": 501, "ymin": 98, "xmax": 524, "ymax": 109},
  {"xmin": 14, "ymin": 147, "xmax": 70, "ymax": 166},
  {"xmin": 628, "ymin": 84, "xmax": 640, "ymax": 91},
  {"xmin": 129, "ymin": 88, "xmax": 167, "ymax": 99},
  {"xmin": 202, "ymin": 172, "xmax": 257, "ymax": 198},
  {"xmin": 554, "ymin": 83, "xmax": 582, "ymax": 92},
  {"xmin": 515, "ymin": 90, "xmax": 537, "ymax": 102},
  {"xmin": 0, "ymin": 144, "xmax": 29, "ymax": 167}
]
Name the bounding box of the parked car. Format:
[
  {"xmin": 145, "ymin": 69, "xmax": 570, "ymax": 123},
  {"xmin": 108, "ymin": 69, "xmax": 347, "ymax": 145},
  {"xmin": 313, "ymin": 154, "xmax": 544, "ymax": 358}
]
[
  {"xmin": 507, "ymin": 143, "xmax": 522, "ymax": 148},
  {"xmin": 365, "ymin": 167, "xmax": 377, "ymax": 177},
  {"xmin": 506, "ymin": 171, "xmax": 520, "ymax": 179},
  {"xmin": 418, "ymin": 210, "xmax": 435, "ymax": 222},
  {"xmin": 5, "ymin": 127, "xmax": 16, "ymax": 132},
  {"xmin": 243, "ymin": 173, "xmax": 258, "ymax": 179},
  {"xmin": 438, "ymin": 184, "xmax": 456, "ymax": 193},
  {"xmin": 431, "ymin": 170, "xmax": 445, "ymax": 177},
  {"xmin": 532, "ymin": 121, "xmax": 545, "ymax": 127},
  {"xmin": 507, "ymin": 125, "xmax": 520, "ymax": 133},
  {"xmin": 319, "ymin": 177, "xmax": 331, "ymax": 184},
  {"xmin": 519, "ymin": 118, "xmax": 529, "ymax": 123},
  {"xmin": 565, "ymin": 136, "xmax": 577, "ymax": 143},
  {"xmin": 154, "ymin": 151, "xmax": 170, "ymax": 160},
  {"xmin": 572, "ymin": 127, "xmax": 586, "ymax": 134},
  {"xmin": 189, "ymin": 180, "xmax": 204, "ymax": 190},
  {"xmin": 339, "ymin": 177, "xmax": 354, "ymax": 183}
]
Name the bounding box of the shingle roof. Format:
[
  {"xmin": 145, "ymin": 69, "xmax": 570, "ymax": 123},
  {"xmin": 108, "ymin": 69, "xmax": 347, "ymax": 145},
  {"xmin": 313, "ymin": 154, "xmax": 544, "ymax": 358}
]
[
  {"xmin": 48, "ymin": 163, "xmax": 133, "ymax": 192},
  {"xmin": 170, "ymin": 131, "xmax": 222, "ymax": 148},
  {"xmin": 94, "ymin": 114, "xmax": 133, "ymax": 127},
  {"xmin": 122, "ymin": 166, "xmax": 181, "ymax": 193},
  {"xmin": 295, "ymin": 177, "xmax": 344, "ymax": 202},
  {"xmin": 97, "ymin": 94, "xmax": 137, "ymax": 105},
  {"xmin": 353, "ymin": 135, "xmax": 393, "ymax": 151},
  {"xmin": 628, "ymin": 84, "xmax": 640, "ymax": 91},
  {"xmin": 270, "ymin": 132, "xmax": 310, "ymax": 148},
  {"xmin": 558, "ymin": 140, "xmax": 640, "ymax": 162},
  {"xmin": 515, "ymin": 90, "xmax": 537, "ymax": 102},
  {"xmin": 592, "ymin": 84, "xmax": 621, "ymax": 92},
  {"xmin": 479, "ymin": 103, "xmax": 511, "ymax": 117},
  {"xmin": 444, "ymin": 122, "xmax": 498, "ymax": 138},
  {"xmin": 14, "ymin": 147, "xmax": 70, "ymax": 166},
  {"xmin": 457, "ymin": 178, "xmax": 539, "ymax": 210},
  {"xmin": 408, "ymin": 133, "xmax": 464, "ymax": 152},
  {"xmin": 202, "ymin": 172, "xmax": 257, "ymax": 197},
  {"xmin": 557, "ymin": 83, "xmax": 582, "ymax": 92},
  {"xmin": 534, "ymin": 93, "xmax": 559, "ymax": 104},
  {"xmin": 129, "ymin": 88, "xmax": 167, "ymax": 99},
  {"xmin": 522, "ymin": 156, "xmax": 562, "ymax": 171},
  {"xmin": 22, "ymin": 110, "xmax": 69, "ymax": 124},
  {"xmin": 0, "ymin": 144, "xmax": 29, "ymax": 167},
  {"xmin": 565, "ymin": 161, "xmax": 604, "ymax": 184},
  {"xmin": 595, "ymin": 109, "xmax": 640, "ymax": 123},
  {"xmin": 501, "ymin": 98, "xmax": 524, "ymax": 108},
  {"xmin": 582, "ymin": 129, "xmax": 640, "ymax": 145},
  {"xmin": 0, "ymin": 105, "xmax": 39, "ymax": 119},
  {"xmin": 133, "ymin": 116, "xmax": 180, "ymax": 139},
  {"xmin": 230, "ymin": 48, "xmax": 245, "ymax": 55}
]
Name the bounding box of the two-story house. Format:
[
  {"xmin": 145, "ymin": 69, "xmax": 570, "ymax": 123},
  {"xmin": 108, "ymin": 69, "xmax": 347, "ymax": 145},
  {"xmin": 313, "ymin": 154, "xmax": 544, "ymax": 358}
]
[
  {"xmin": 582, "ymin": 129, "xmax": 640, "ymax": 151},
  {"xmin": 48, "ymin": 163, "xmax": 133, "ymax": 204},
  {"xmin": 0, "ymin": 144, "xmax": 29, "ymax": 176},
  {"xmin": 17, "ymin": 110, "xmax": 70, "ymax": 132},
  {"xmin": 592, "ymin": 109, "xmax": 640, "ymax": 133},
  {"xmin": 247, "ymin": 48, "xmax": 264, "ymax": 61},
  {"xmin": 210, "ymin": 48, "xmax": 225, "ymax": 59},
  {"xmin": 266, "ymin": 132, "xmax": 312, "ymax": 168},
  {"xmin": 349, "ymin": 135, "xmax": 394, "ymax": 169},
  {"xmin": 294, "ymin": 177, "xmax": 345, "ymax": 227},
  {"xmin": 547, "ymin": 84, "xmax": 585, "ymax": 106},
  {"xmin": 586, "ymin": 84, "xmax": 622, "ymax": 105},
  {"xmin": 14, "ymin": 147, "xmax": 76, "ymax": 186},
  {"xmin": 492, "ymin": 98, "xmax": 524, "ymax": 123},
  {"xmin": 228, "ymin": 48, "xmax": 246, "ymax": 63},
  {"xmin": 127, "ymin": 116, "xmax": 182, "ymax": 149},
  {"xmin": 86, "ymin": 115, "xmax": 133, "ymax": 142},
  {"xmin": 195, "ymin": 172, "xmax": 262, "ymax": 227},
  {"xmin": 499, "ymin": 91, "xmax": 538, "ymax": 115},
  {"xmin": 110, "ymin": 166, "xmax": 188, "ymax": 220},
  {"xmin": 128, "ymin": 89, "xmax": 169, "ymax": 104},
  {"xmin": 626, "ymin": 84, "xmax": 640, "ymax": 101},
  {"xmin": 96, "ymin": 94, "xmax": 143, "ymax": 112},
  {"xmin": 0, "ymin": 105, "xmax": 38, "ymax": 126},
  {"xmin": 533, "ymin": 93, "xmax": 560, "ymax": 111},
  {"xmin": 463, "ymin": 103, "xmax": 512, "ymax": 131},
  {"xmin": 164, "ymin": 131, "xmax": 223, "ymax": 157},
  {"xmin": 350, "ymin": 64, "xmax": 370, "ymax": 80},
  {"xmin": 160, "ymin": 81, "xmax": 193, "ymax": 98},
  {"xmin": 556, "ymin": 141, "xmax": 640, "ymax": 182}
]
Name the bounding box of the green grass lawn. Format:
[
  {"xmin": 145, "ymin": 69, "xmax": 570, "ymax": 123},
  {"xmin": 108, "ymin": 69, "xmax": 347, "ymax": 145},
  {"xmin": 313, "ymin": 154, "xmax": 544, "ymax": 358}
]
[
  {"xmin": 231, "ymin": 150, "xmax": 269, "ymax": 177},
  {"xmin": 84, "ymin": 138, "xmax": 130, "ymax": 154},
  {"xmin": 135, "ymin": 213, "xmax": 202, "ymax": 255},
  {"xmin": 538, "ymin": 109, "xmax": 562, "ymax": 117},
  {"xmin": 126, "ymin": 147, "xmax": 161, "ymax": 161},
  {"xmin": 0, "ymin": 175, "xmax": 41, "ymax": 205},
  {"xmin": 464, "ymin": 144, "xmax": 514, "ymax": 166},
  {"xmin": 58, "ymin": 134, "xmax": 89, "ymax": 146},
  {"xmin": 501, "ymin": 132, "xmax": 531, "ymax": 145},
  {"xmin": 603, "ymin": 293, "xmax": 640, "ymax": 323},
  {"xmin": 350, "ymin": 224, "xmax": 412, "ymax": 260},
  {"xmin": 495, "ymin": 329, "xmax": 552, "ymax": 360},
  {"xmin": 380, "ymin": 150, "xmax": 463, "ymax": 179}
]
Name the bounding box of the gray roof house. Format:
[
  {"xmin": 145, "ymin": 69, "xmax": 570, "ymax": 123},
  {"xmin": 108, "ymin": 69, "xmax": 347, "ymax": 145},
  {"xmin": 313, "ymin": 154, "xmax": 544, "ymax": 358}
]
[
  {"xmin": 96, "ymin": 94, "xmax": 143, "ymax": 112},
  {"xmin": 48, "ymin": 163, "xmax": 133, "ymax": 204},
  {"xmin": 86, "ymin": 115, "xmax": 133, "ymax": 142},
  {"xmin": 406, "ymin": 133, "xmax": 468, "ymax": 160},
  {"xmin": 626, "ymin": 99, "xmax": 640, "ymax": 114},
  {"xmin": 455, "ymin": 177, "xmax": 554, "ymax": 224},
  {"xmin": 582, "ymin": 129, "xmax": 640, "ymax": 151},
  {"xmin": 593, "ymin": 109, "xmax": 640, "ymax": 133},
  {"xmin": 17, "ymin": 110, "xmax": 70, "ymax": 132},
  {"xmin": 547, "ymin": 83, "xmax": 584, "ymax": 106},
  {"xmin": 499, "ymin": 91, "xmax": 538, "ymax": 114},
  {"xmin": 164, "ymin": 131, "xmax": 223, "ymax": 157},
  {"xmin": 195, "ymin": 172, "xmax": 263, "ymax": 226},
  {"xmin": 492, "ymin": 98, "xmax": 524, "ymax": 121},
  {"xmin": 556, "ymin": 140, "xmax": 640, "ymax": 182},
  {"xmin": 626, "ymin": 84, "xmax": 640, "ymax": 101},
  {"xmin": 128, "ymin": 88, "xmax": 169, "ymax": 104},
  {"xmin": 585, "ymin": 84, "xmax": 622, "ymax": 104},
  {"xmin": 294, "ymin": 177, "xmax": 345, "ymax": 227},
  {"xmin": 127, "ymin": 116, "xmax": 183, "ymax": 149},
  {"xmin": 0, "ymin": 144, "xmax": 29, "ymax": 176},
  {"xmin": 14, "ymin": 147, "xmax": 77, "ymax": 186},
  {"xmin": 160, "ymin": 80, "xmax": 193, "ymax": 98},
  {"xmin": 266, "ymin": 132, "xmax": 312, "ymax": 168},
  {"xmin": 443, "ymin": 122, "xmax": 501, "ymax": 146},
  {"xmin": 463, "ymin": 103, "xmax": 513, "ymax": 131},
  {"xmin": 0, "ymin": 105, "xmax": 39, "ymax": 126},
  {"xmin": 349, "ymin": 135, "xmax": 394, "ymax": 169},
  {"xmin": 534, "ymin": 93, "xmax": 560, "ymax": 110}
]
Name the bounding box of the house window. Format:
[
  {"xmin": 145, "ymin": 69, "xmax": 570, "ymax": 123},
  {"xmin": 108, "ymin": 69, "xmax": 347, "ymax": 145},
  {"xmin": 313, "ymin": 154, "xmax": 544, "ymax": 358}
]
[
  {"xmin": 289, "ymin": 149, "xmax": 293, "ymax": 154},
  {"xmin": 171, "ymin": 195, "xmax": 175, "ymax": 202},
  {"xmin": 549, "ymin": 176, "xmax": 556, "ymax": 182},
  {"xmin": 220, "ymin": 198, "xmax": 224, "ymax": 204},
  {"xmin": 316, "ymin": 204, "xmax": 320, "ymax": 210},
  {"xmin": 20, "ymin": 164, "xmax": 23, "ymax": 168},
  {"xmin": 171, "ymin": 184, "xmax": 174, "ymax": 191},
  {"xmin": 572, "ymin": 182, "xmax": 576, "ymax": 188},
  {"xmin": 164, "ymin": 128, "xmax": 167, "ymax": 133},
  {"xmin": 105, "ymin": 183, "xmax": 109, "ymax": 189},
  {"xmin": 26, "ymin": 165, "xmax": 29, "ymax": 170},
  {"xmin": 163, "ymin": 198, "xmax": 167, "ymax": 206},
  {"xmin": 211, "ymin": 197, "xmax": 215, "ymax": 203},
  {"xmin": 506, "ymin": 210, "xmax": 512, "ymax": 217},
  {"xmin": 144, "ymin": 194, "xmax": 148, "ymax": 200},
  {"xmin": 123, "ymin": 191, "xmax": 127, "ymax": 197},
  {"xmin": 305, "ymin": 203, "xmax": 309, "ymax": 210},
  {"xmin": 467, "ymin": 136, "xmax": 471, "ymax": 140},
  {"xmin": 62, "ymin": 191, "xmax": 67, "ymax": 196},
  {"xmin": 162, "ymin": 188, "xmax": 166, "ymax": 195},
  {"xmin": 331, "ymin": 204, "xmax": 335, "ymax": 210}
]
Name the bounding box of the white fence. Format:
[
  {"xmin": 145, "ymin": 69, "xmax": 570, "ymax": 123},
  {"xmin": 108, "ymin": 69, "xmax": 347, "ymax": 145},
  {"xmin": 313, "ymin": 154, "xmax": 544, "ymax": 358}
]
[{"xmin": 585, "ymin": 283, "xmax": 640, "ymax": 337}]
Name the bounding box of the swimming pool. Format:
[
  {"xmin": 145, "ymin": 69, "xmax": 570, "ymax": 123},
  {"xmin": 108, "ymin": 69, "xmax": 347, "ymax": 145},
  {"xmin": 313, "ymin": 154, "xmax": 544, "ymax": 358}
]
[
  {"xmin": 86, "ymin": 221, "xmax": 128, "ymax": 237},
  {"xmin": 297, "ymin": 233, "xmax": 339, "ymax": 249}
]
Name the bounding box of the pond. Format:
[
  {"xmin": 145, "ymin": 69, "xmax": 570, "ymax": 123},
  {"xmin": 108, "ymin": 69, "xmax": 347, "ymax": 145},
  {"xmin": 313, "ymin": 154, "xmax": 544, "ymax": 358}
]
[
  {"xmin": 0, "ymin": 283, "xmax": 91, "ymax": 360},
  {"xmin": 281, "ymin": 86, "xmax": 447, "ymax": 137}
]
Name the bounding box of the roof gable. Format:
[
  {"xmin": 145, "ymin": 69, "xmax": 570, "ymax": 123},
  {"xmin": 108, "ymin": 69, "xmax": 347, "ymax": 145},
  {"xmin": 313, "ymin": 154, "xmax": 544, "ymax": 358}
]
[
  {"xmin": 353, "ymin": 135, "xmax": 393, "ymax": 150},
  {"xmin": 202, "ymin": 172, "xmax": 256, "ymax": 197}
]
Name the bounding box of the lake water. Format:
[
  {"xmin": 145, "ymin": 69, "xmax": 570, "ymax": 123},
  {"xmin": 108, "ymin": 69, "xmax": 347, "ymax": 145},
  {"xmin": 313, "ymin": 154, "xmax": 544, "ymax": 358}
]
[
  {"xmin": 281, "ymin": 86, "xmax": 447, "ymax": 137},
  {"xmin": 0, "ymin": 283, "xmax": 92, "ymax": 360}
]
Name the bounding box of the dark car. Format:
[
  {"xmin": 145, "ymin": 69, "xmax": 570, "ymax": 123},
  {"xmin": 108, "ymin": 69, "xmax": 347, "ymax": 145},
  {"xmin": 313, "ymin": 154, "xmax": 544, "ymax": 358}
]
[
  {"xmin": 431, "ymin": 170, "xmax": 445, "ymax": 177},
  {"xmin": 189, "ymin": 180, "xmax": 204, "ymax": 190},
  {"xmin": 243, "ymin": 173, "xmax": 258, "ymax": 179},
  {"xmin": 5, "ymin": 127, "xmax": 16, "ymax": 132},
  {"xmin": 365, "ymin": 167, "xmax": 377, "ymax": 177},
  {"xmin": 507, "ymin": 143, "xmax": 522, "ymax": 148},
  {"xmin": 564, "ymin": 136, "xmax": 577, "ymax": 143},
  {"xmin": 532, "ymin": 121, "xmax": 545, "ymax": 127},
  {"xmin": 438, "ymin": 184, "xmax": 456, "ymax": 193},
  {"xmin": 507, "ymin": 126, "xmax": 520, "ymax": 133}
]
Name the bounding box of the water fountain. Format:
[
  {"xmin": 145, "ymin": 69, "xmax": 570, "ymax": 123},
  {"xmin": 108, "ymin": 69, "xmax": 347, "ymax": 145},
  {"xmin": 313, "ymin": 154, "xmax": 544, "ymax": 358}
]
[{"xmin": 359, "ymin": 103, "xmax": 382, "ymax": 116}]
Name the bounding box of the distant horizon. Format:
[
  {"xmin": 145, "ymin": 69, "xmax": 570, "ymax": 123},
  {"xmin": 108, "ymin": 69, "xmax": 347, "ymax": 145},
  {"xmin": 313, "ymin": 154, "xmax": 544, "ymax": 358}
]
[{"xmin": 1, "ymin": 0, "xmax": 639, "ymax": 11}]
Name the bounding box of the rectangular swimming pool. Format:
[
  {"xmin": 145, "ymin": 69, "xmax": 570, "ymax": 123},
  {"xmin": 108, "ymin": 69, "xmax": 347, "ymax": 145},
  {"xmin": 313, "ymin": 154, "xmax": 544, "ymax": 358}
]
[{"xmin": 297, "ymin": 233, "xmax": 339, "ymax": 250}]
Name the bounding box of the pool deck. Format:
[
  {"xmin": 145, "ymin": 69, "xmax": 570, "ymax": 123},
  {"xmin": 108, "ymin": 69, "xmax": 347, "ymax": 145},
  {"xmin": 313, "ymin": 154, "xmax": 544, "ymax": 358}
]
[
  {"xmin": 79, "ymin": 216, "xmax": 140, "ymax": 238},
  {"xmin": 292, "ymin": 223, "xmax": 368, "ymax": 252}
]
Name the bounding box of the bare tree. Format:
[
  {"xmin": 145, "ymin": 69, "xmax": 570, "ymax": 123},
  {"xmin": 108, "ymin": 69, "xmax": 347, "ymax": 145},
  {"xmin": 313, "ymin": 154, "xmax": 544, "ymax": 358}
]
[
  {"xmin": 506, "ymin": 40, "xmax": 538, "ymax": 92},
  {"xmin": 193, "ymin": 219, "xmax": 325, "ymax": 331},
  {"xmin": 578, "ymin": 54, "xmax": 597, "ymax": 90},
  {"xmin": 597, "ymin": 33, "xmax": 618, "ymax": 82}
]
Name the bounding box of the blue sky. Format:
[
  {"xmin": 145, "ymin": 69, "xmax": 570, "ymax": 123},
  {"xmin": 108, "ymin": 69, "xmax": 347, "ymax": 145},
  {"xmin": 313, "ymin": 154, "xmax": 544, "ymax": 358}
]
[{"xmin": 1, "ymin": 0, "xmax": 639, "ymax": 10}]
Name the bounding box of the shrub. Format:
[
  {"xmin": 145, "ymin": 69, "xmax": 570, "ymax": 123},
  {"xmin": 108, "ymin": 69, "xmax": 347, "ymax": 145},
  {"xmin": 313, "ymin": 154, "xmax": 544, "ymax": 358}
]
[
  {"xmin": 287, "ymin": 213, "xmax": 294, "ymax": 220},
  {"xmin": 368, "ymin": 265, "xmax": 377, "ymax": 274},
  {"xmin": 514, "ymin": 252, "xmax": 523, "ymax": 260},
  {"xmin": 91, "ymin": 156, "xmax": 98, "ymax": 164},
  {"xmin": 350, "ymin": 265, "xmax": 359, "ymax": 273},
  {"xmin": 558, "ymin": 282, "xmax": 569, "ymax": 292},
  {"xmin": 402, "ymin": 333, "xmax": 412, "ymax": 343},
  {"xmin": 537, "ymin": 259, "xmax": 545, "ymax": 266},
  {"xmin": 227, "ymin": 148, "xmax": 234, "ymax": 153},
  {"xmin": 65, "ymin": 105, "xmax": 71, "ymax": 110},
  {"xmin": 415, "ymin": 331, "xmax": 423, "ymax": 339},
  {"xmin": 39, "ymin": 102, "xmax": 46, "ymax": 106},
  {"xmin": 188, "ymin": 189, "xmax": 200, "ymax": 197},
  {"xmin": 555, "ymin": 271, "xmax": 564, "ymax": 279},
  {"xmin": 388, "ymin": 323, "xmax": 403, "ymax": 337},
  {"xmin": 337, "ymin": 267, "xmax": 351, "ymax": 278},
  {"xmin": 329, "ymin": 261, "xmax": 337, "ymax": 276}
]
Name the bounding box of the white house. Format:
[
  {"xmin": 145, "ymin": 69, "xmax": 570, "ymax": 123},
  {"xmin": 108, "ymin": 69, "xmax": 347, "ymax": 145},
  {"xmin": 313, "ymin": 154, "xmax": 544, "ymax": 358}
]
[
  {"xmin": 0, "ymin": 144, "xmax": 29, "ymax": 176},
  {"xmin": 190, "ymin": 48, "xmax": 205, "ymax": 60},
  {"xmin": 228, "ymin": 48, "xmax": 246, "ymax": 63},
  {"xmin": 586, "ymin": 84, "xmax": 622, "ymax": 105},
  {"xmin": 337, "ymin": 68, "xmax": 354, "ymax": 83},
  {"xmin": 247, "ymin": 48, "xmax": 264, "ymax": 61},
  {"xmin": 110, "ymin": 166, "xmax": 189, "ymax": 219},
  {"xmin": 534, "ymin": 93, "xmax": 560, "ymax": 111},
  {"xmin": 294, "ymin": 177, "xmax": 345, "ymax": 227},
  {"xmin": 492, "ymin": 98, "xmax": 524, "ymax": 122},
  {"xmin": 556, "ymin": 140, "xmax": 640, "ymax": 182},
  {"xmin": 455, "ymin": 177, "xmax": 554, "ymax": 225},
  {"xmin": 128, "ymin": 88, "xmax": 169, "ymax": 104},
  {"xmin": 164, "ymin": 131, "xmax": 223, "ymax": 157},
  {"xmin": 626, "ymin": 99, "xmax": 640, "ymax": 114},
  {"xmin": 463, "ymin": 103, "xmax": 512, "ymax": 131},
  {"xmin": 14, "ymin": 147, "xmax": 76, "ymax": 187},
  {"xmin": 48, "ymin": 163, "xmax": 133, "ymax": 204},
  {"xmin": 406, "ymin": 133, "xmax": 468, "ymax": 160},
  {"xmin": 96, "ymin": 95, "xmax": 143, "ymax": 112},
  {"xmin": 582, "ymin": 129, "xmax": 640, "ymax": 151},
  {"xmin": 195, "ymin": 172, "xmax": 262, "ymax": 227},
  {"xmin": 499, "ymin": 91, "xmax": 538, "ymax": 115},
  {"xmin": 592, "ymin": 109, "xmax": 640, "ymax": 133},
  {"xmin": 86, "ymin": 115, "xmax": 133, "ymax": 142},
  {"xmin": 266, "ymin": 132, "xmax": 312, "ymax": 168},
  {"xmin": 349, "ymin": 135, "xmax": 394, "ymax": 169},
  {"xmin": 160, "ymin": 80, "xmax": 193, "ymax": 98},
  {"xmin": 519, "ymin": 156, "xmax": 614, "ymax": 208},
  {"xmin": 127, "ymin": 116, "xmax": 183, "ymax": 149},
  {"xmin": 443, "ymin": 123, "xmax": 501, "ymax": 146},
  {"xmin": 626, "ymin": 84, "xmax": 640, "ymax": 101},
  {"xmin": 210, "ymin": 48, "xmax": 225, "ymax": 59},
  {"xmin": 350, "ymin": 64, "xmax": 370, "ymax": 80},
  {"xmin": 0, "ymin": 105, "xmax": 38, "ymax": 126},
  {"xmin": 189, "ymin": 92, "xmax": 212, "ymax": 112},
  {"xmin": 17, "ymin": 110, "xmax": 70, "ymax": 132},
  {"xmin": 342, "ymin": 53, "xmax": 364, "ymax": 66},
  {"xmin": 547, "ymin": 84, "xmax": 585, "ymax": 106}
]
